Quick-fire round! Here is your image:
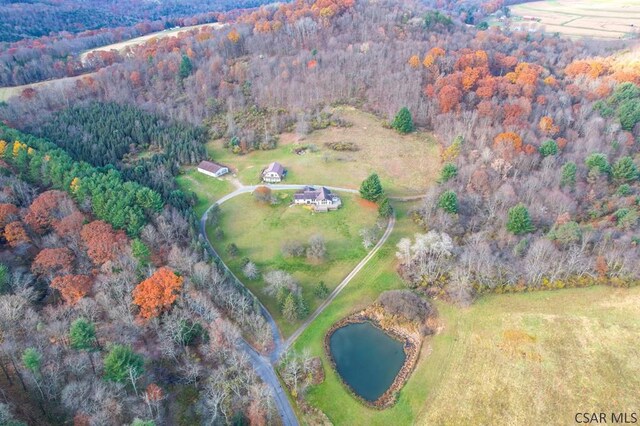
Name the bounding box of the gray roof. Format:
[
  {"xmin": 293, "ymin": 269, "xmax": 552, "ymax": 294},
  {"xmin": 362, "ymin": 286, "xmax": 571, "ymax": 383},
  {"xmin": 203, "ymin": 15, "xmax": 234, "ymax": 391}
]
[
  {"xmin": 264, "ymin": 162, "xmax": 285, "ymax": 176},
  {"xmin": 197, "ymin": 161, "xmax": 226, "ymax": 174},
  {"xmin": 294, "ymin": 186, "xmax": 334, "ymax": 201}
]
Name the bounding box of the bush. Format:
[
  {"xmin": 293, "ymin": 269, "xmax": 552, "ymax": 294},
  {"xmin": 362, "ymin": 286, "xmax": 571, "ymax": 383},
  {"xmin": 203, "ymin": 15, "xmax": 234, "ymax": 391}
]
[
  {"xmin": 324, "ymin": 141, "xmax": 359, "ymax": 151},
  {"xmin": 226, "ymin": 243, "xmax": 239, "ymax": 257},
  {"xmin": 377, "ymin": 290, "xmax": 434, "ymax": 325},
  {"xmin": 506, "ymin": 203, "xmax": 535, "ymax": 235},
  {"xmin": 548, "ymin": 221, "xmax": 581, "ymax": 246},
  {"xmin": 282, "ymin": 240, "xmax": 305, "ymax": 257}
]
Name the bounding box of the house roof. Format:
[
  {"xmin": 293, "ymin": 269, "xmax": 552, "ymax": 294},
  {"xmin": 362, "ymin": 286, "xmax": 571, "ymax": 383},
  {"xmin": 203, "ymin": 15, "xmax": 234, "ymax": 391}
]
[
  {"xmin": 197, "ymin": 160, "xmax": 226, "ymax": 174},
  {"xmin": 294, "ymin": 186, "xmax": 335, "ymax": 201},
  {"xmin": 264, "ymin": 162, "xmax": 285, "ymax": 176}
]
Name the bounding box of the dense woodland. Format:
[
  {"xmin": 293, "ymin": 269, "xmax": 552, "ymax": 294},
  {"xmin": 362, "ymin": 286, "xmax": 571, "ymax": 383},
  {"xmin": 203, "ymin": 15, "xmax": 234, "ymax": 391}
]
[{"xmin": 0, "ymin": 0, "xmax": 640, "ymax": 422}]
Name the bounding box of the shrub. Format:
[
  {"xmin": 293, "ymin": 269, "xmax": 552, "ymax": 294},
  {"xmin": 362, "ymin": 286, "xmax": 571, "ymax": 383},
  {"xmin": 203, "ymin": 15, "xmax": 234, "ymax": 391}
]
[
  {"xmin": 281, "ymin": 240, "xmax": 305, "ymax": 257},
  {"xmin": 548, "ymin": 221, "xmax": 581, "ymax": 246},
  {"xmin": 506, "ymin": 203, "xmax": 535, "ymax": 235},
  {"xmin": 324, "ymin": 141, "xmax": 359, "ymax": 151},
  {"xmin": 377, "ymin": 290, "xmax": 434, "ymax": 325},
  {"xmin": 226, "ymin": 243, "xmax": 239, "ymax": 257}
]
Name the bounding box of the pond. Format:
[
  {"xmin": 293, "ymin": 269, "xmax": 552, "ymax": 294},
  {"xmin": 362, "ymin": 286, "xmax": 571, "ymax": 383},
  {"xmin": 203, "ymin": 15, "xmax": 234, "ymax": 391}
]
[{"xmin": 329, "ymin": 321, "xmax": 406, "ymax": 402}]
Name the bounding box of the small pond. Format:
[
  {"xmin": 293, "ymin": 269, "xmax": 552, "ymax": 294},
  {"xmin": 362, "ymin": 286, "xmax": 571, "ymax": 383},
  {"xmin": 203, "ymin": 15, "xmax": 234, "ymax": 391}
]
[{"xmin": 329, "ymin": 321, "xmax": 406, "ymax": 402}]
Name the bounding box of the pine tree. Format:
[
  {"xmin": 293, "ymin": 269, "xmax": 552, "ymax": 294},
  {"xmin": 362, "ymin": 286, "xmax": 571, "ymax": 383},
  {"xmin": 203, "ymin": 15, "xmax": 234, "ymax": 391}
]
[
  {"xmin": 378, "ymin": 197, "xmax": 393, "ymax": 218},
  {"xmin": 103, "ymin": 345, "xmax": 144, "ymax": 384},
  {"xmin": 391, "ymin": 107, "xmax": 414, "ymax": 134},
  {"xmin": 612, "ymin": 156, "xmax": 638, "ymax": 183},
  {"xmin": 282, "ymin": 293, "xmax": 298, "ymax": 323},
  {"xmin": 438, "ymin": 190, "xmax": 458, "ymax": 214},
  {"xmin": 506, "ymin": 203, "xmax": 535, "ymax": 235},
  {"xmin": 439, "ymin": 163, "xmax": 457, "ymax": 183},
  {"xmin": 561, "ymin": 162, "xmax": 577, "ymax": 188},
  {"xmin": 179, "ymin": 55, "xmax": 193, "ymax": 79},
  {"xmin": 360, "ymin": 173, "xmax": 384, "ymax": 201},
  {"xmin": 539, "ymin": 139, "xmax": 558, "ymax": 157},
  {"xmin": 131, "ymin": 238, "xmax": 151, "ymax": 265}
]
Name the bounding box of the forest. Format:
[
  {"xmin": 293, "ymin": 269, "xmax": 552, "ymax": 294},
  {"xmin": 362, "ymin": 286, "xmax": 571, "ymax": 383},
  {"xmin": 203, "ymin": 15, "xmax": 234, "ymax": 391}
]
[{"xmin": 0, "ymin": 0, "xmax": 639, "ymax": 423}]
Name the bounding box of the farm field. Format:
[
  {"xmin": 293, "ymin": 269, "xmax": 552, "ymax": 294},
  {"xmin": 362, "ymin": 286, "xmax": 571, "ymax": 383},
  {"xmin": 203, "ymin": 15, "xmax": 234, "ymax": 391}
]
[
  {"xmin": 208, "ymin": 191, "xmax": 381, "ymax": 337},
  {"xmin": 295, "ymin": 270, "xmax": 640, "ymax": 425},
  {"xmin": 207, "ymin": 107, "xmax": 440, "ymax": 197},
  {"xmin": 507, "ymin": 0, "xmax": 640, "ymax": 39}
]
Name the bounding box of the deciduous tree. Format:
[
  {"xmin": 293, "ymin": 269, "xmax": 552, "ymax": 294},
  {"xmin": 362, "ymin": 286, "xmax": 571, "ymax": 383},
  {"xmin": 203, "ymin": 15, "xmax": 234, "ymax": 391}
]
[{"xmin": 132, "ymin": 267, "xmax": 183, "ymax": 319}]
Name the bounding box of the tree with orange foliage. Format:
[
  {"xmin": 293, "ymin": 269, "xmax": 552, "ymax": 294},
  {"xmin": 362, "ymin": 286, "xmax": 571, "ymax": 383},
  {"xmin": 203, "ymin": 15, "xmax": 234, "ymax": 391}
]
[
  {"xmin": 4, "ymin": 221, "xmax": 30, "ymax": 247},
  {"xmin": 538, "ymin": 116, "xmax": 559, "ymax": 136},
  {"xmin": 227, "ymin": 28, "xmax": 241, "ymax": 43},
  {"xmin": 24, "ymin": 190, "xmax": 70, "ymax": 234},
  {"xmin": 494, "ymin": 132, "xmax": 523, "ymax": 152},
  {"xmin": 0, "ymin": 203, "xmax": 19, "ymax": 229},
  {"xmin": 51, "ymin": 274, "xmax": 92, "ymax": 305},
  {"xmin": 408, "ymin": 55, "xmax": 420, "ymax": 69},
  {"xmin": 81, "ymin": 220, "xmax": 127, "ymax": 265},
  {"xmin": 31, "ymin": 247, "xmax": 75, "ymax": 278},
  {"xmin": 133, "ymin": 267, "xmax": 183, "ymax": 319},
  {"xmin": 438, "ymin": 85, "xmax": 461, "ymax": 113},
  {"xmin": 462, "ymin": 67, "xmax": 481, "ymax": 91},
  {"xmin": 53, "ymin": 211, "xmax": 85, "ymax": 238}
]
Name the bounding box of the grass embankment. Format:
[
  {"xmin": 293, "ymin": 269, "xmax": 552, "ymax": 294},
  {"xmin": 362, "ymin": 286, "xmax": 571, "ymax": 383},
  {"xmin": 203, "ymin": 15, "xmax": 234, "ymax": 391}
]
[
  {"xmin": 207, "ymin": 107, "xmax": 440, "ymax": 197},
  {"xmin": 208, "ymin": 191, "xmax": 380, "ymax": 337}
]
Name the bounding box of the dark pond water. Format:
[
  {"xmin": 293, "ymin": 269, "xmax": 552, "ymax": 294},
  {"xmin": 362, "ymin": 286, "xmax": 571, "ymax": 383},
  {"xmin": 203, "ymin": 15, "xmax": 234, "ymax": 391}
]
[{"xmin": 329, "ymin": 321, "xmax": 406, "ymax": 402}]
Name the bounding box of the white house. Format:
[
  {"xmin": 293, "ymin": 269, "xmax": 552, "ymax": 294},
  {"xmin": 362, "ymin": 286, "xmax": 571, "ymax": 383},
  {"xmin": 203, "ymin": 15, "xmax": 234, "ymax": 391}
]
[
  {"xmin": 262, "ymin": 162, "xmax": 286, "ymax": 183},
  {"xmin": 197, "ymin": 160, "xmax": 229, "ymax": 178},
  {"xmin": 294, "ymin": 186, "xmax": 341, "ymax": 212}
]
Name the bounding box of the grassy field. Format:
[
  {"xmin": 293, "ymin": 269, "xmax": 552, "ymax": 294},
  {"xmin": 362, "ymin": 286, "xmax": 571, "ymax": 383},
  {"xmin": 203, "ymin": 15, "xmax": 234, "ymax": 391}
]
[
  {"xmin": 208, "ymin": 108, "xmax": 440, "ymax": 197},
  {"xmin": 294, "ymin": 261, "xmax": 640, "ymax": 426},
  {"xmin": 504, "ymin": 0, "xmax": 640, "ymax": 39},
  {"xmin": 208, "ymin": 191, "xmax": 380, "ymax": 337},
  {"xmin": 175, "ymin": 167, "xmax": 234, "ymax": 216}
]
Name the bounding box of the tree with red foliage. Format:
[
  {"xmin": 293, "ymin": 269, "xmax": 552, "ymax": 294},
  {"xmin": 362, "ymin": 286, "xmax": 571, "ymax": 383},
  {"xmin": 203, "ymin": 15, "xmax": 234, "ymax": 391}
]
[
  {"xmin": 81, "ymin": 220, "xmax": 127, "ymax": 265},
  {"xmin": 4, "ymin": 221, "xmax": 30, "ymax": 247},
  {"xmin": 24, "ymin": 191, "xmax": 70, "ymax": 234},
  {"xmin": 132, "ymin": 267, "xmax": 183, "ymax": 319},
  {"xmin": 31, "ymin": 247, "xmax": 75, "ymax": 278},
  {"xmin": 0, "ymin": 203, "xmax": 19, "ymax": 229},
  {"xmin": 53, "ymin": 211, "xmax": 86, "ymax": 238},
  {"xmin": 438, "ymin": 85, "xmax": 461, "ymax": 113},
  {"xmin": 51, "ymin": 274, "xmax": 92, "ymax": 305}
]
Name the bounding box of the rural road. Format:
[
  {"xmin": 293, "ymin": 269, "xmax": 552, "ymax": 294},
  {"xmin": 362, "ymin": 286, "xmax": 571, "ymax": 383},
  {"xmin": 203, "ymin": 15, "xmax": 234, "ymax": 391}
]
[{"xmin": 199, "ymin": 182, "xmax": 397, "ymax": 426}]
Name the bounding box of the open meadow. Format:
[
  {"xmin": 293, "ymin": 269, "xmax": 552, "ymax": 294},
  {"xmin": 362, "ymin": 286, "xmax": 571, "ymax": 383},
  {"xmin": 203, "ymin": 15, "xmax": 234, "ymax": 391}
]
[
  {"xmin": 507, "ymin": 0, "xmax": 640, "ymax": 39},
  {"xmin": 207, "ymin": 107, "xmax": 440, "ymax": 197},
  {"xmin": 208, "ymin": 191, "xmax": 380, "ymax": 337}
]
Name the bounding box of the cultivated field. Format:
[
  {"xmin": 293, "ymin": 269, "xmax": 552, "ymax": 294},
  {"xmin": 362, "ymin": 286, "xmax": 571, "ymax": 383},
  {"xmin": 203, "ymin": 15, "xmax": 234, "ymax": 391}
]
[
  {"xmin": 208, "ymin": 108, "xmax": 440, "ymax": 197},
  {"xmin": 507, "ymin": 0, "xmax": 640, "ymax": 39},
  {"xmin": 208, "ymin": 191, "xmax": 380, "ymax": 337}
]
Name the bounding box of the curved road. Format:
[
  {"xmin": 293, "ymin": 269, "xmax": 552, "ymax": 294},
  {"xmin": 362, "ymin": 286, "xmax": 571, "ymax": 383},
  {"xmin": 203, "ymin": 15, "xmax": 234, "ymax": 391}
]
[{"xmin": 200, "ymin": 183, "xmax": 397, "ymax": 426}]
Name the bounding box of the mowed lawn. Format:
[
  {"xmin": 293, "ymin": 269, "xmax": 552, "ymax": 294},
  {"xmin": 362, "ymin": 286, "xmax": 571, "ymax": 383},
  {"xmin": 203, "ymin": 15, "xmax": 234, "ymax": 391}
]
[
  {"xmin": 208, "ymin": 107, "xmax": 440, "ymax": 197},
  {"xmin": 175, "ymin": 167, "xmax": 234, "ymax": 216},
  {"xmin": 209, "ymin": 191, "xmax": 380, "ymax": 337}
]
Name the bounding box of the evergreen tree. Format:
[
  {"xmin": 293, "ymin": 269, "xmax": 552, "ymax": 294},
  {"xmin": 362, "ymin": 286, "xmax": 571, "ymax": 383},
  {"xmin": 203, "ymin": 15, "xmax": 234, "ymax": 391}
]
[
  {"xmin": 131, "ymin": 238, "xmax": 151, "ymax": 265},
  {"xmin": 0, "ymin": 263, "xmax": 9, "ymax": 294},
  {"xmin": 359, "ymin": 173, "xmax": 384, "ymax": 201},
  {"xmin": 437, "ymin": 190, "xmax": 458, "ymax": 214},
  {"xmin": 561, "ymin": 162, "xmax": 577, "ymax": 188},
  {"xmin": 22, "ymin": 348, "xmax": 41, "ymax": 374},
  {"xmin": 585, "ymin": 153, "xmax": 610, "ymax": 175},
  {"xmin": 282, "ymin": 293, "xmax": 297, "ymax": 323},
  {"xmin": 179, "ymin": 55, "xmax": 193, "ymax": 79},
  {"xmin": 612, "ymin": 156, "xmax": 638, "ymax": 183},
  {"xmin": 314, "ymin": 281, "xmax": 330, "ymax": 299},
  {"xmin": 539, "ymin": 140, "xmax": 558, "ymax": 157},
  {"xmin": 439, "ymin": 163, "xmax": 458, "ymax": 183},
  {"xmin": 103, "ymin": 345, "xmax": 144, "ymax": 384},
  {"xmin": 378, "ymin": 197, "xmax": 393, "ymax": 218},
  {"xmin": 295, "ymin": 294, "xmax": 308, "ymax": 319},
  {"xmin": 391, "ymin": 107, "xmax": 414, "ymax": 134},
  {"xmin": 70, "ymin": 318, "xmax": 98, "ymax": 352},
  {"xmin": 506, "ymin": 203, "xmax": 535, "ymax": 235}
]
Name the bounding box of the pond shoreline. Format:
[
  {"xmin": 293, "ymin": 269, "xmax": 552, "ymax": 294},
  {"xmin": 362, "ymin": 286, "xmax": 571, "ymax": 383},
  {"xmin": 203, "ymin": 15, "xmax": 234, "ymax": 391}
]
[{"xmin": 324, "ymin": 309, "xmax": 423, "ymax": 409}]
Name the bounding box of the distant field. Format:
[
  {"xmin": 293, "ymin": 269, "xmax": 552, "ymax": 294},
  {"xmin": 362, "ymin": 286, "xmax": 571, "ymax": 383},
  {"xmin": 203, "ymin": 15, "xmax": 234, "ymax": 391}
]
[
  {"xmin": 79, "ymin": 22, "xmax": 225, "ymax": 63},
  {"xmin": 208, "ymin": 108, "xmax": 440, "ymax": 197},
  {"xmin": 209, "ymin": 191, "xmax": 379, "ymax": 337},
  {"xmin": 506, "ymin": 0, "xmax": 640, "ymax": 39}
]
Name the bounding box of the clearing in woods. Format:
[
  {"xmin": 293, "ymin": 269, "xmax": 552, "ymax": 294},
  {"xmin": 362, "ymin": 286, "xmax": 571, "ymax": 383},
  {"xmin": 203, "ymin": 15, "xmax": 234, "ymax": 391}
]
[
  {"xmin": 207, "ymin": 107, "xmax": 441, "ymax": 197},
  {"xmin": 506, "ymin": 0, "xmax": 640, "ymax": 39}
]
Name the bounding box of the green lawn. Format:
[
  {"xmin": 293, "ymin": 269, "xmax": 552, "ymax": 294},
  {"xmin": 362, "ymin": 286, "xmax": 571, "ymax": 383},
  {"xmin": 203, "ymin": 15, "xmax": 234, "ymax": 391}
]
[
  {"xmin": 208, "ymin": 191, "xmax": 381, "ymax": 337},
  {"xmin": 207, "ymin": 108, "xmax": 440, "ymax": 196},
  {"xmin": 175, "ymin": 167, "xmax": 234, "ymax": 216}
]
